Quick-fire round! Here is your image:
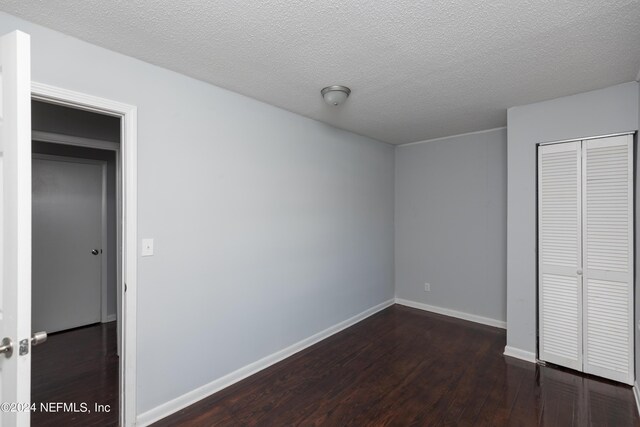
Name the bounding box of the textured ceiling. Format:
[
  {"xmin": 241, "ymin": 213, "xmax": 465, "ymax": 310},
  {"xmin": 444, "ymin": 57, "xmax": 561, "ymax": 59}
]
[{"xmin": 1, "ymin": 1, "xmax": 640, "ymax": 144}]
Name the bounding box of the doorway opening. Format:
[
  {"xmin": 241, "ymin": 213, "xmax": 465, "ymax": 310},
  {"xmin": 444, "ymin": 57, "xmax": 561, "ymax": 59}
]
[
  {"xmin": 30, "ymin": 100, "xmax": 122, "ymax": 425},
  {"xmin": 28, "ymin": 81, "xmax": 138, "ymax": 427}
]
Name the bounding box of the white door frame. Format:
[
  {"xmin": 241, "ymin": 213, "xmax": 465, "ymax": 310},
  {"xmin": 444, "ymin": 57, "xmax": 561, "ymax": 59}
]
[
  {"xmin": 32, "ymin": 153, "xmax": 109, "ymax": 325},
  {"xmin": 31, "ymin": 82, "xmax": 138, "ymax": 427}
]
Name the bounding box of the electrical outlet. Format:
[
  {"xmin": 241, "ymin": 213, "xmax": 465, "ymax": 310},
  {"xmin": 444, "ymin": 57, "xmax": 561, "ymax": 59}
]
[{"xmin": 424, "ymin": 283, "xmax": 431, "ymax": 292}]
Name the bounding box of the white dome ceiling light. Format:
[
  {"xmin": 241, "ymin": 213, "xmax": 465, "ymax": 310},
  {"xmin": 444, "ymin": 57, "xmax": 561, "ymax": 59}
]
[{"xmin": 321, "ymin": 85, "xmax": 351, "ymax": 107}]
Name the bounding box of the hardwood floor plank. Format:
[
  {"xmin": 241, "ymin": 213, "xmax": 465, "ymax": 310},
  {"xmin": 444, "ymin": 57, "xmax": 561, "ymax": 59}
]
[{"xmin": 154, "ymin": 305, "xmax": 640, "ymax": 426}]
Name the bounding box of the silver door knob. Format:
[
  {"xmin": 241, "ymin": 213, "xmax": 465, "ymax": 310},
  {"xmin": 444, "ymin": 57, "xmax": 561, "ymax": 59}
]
[
  {"xmin": 31, "ymin": 331, "xmax": 47, "ymax": 346},
  {"xmin": 91, "ymin": 249, "xmax": 99, "ymax": 255},
  {"xmin": 577, "ymin": 269, "xmax": 583, "ymax": 275},
  {"xmin": 0, "ymin": 338, "xmax": 13, "ymax": 358}
]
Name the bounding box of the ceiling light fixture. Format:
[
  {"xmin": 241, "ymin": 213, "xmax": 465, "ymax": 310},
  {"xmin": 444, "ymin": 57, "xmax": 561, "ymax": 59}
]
[{"xmin": 321, "ymin": 85, "xmax": 351, "ymax": 106}]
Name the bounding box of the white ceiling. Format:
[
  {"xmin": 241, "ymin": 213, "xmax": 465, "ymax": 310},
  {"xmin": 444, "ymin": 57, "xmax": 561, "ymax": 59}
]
[{"xmin": 2, "ymin": 1, "xmax": 640, "ymax": 144}]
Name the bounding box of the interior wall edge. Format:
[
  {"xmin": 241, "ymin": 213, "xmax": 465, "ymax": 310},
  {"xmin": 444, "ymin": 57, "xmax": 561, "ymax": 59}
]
[
  {"xmin": 394, "ymin": 298, "xmax": 506, "ymax": 329},
  {"xmin": 135, "ymin": 298, "xmax": 395, "ymax": 427},
  {"xmin": 396, "ymin": 126, "xmax": 507, "ymax": 148}
]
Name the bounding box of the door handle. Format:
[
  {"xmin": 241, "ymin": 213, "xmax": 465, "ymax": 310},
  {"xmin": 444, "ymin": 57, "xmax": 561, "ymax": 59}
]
[
  {"xmin": 31, "ymin": 331, "xmax": 47, "ymax": 347},
  {"xmin": 16, "ymin": 332, "xmax": 47, "ymax": 356},
  {"xmin": 577, "ymin": 269, "xmax": 583, "ymax": 275},
  {"xmin": 0, "ymin": 338, "xmax": 13, "ymax": 358},
  {"xmin": 91, "ymin": 249, "xmax": 99, "ymax": 255},
  {"xmin": 0, "ymin": 333, "xmax": 47, "ymax": 358}
]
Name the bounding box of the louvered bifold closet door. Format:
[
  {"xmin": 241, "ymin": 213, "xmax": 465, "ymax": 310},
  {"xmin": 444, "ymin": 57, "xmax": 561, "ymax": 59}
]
[
  {"xmin": 582, "ymin": 135, "xmax": 634, "ymax": 385},
  {"xmin": 538, "ymin": 141, "xmax": 582, "ymax": 370}
]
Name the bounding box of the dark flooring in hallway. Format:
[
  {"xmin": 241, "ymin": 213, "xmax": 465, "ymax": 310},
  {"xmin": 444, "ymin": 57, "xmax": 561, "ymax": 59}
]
[
  {"xmin": 154, "ymin": 305, "xmax": 640, "ymax": 426},
  {"xmin": 31, "ymin": 322, "xmax": 118, "ymax": 426}
]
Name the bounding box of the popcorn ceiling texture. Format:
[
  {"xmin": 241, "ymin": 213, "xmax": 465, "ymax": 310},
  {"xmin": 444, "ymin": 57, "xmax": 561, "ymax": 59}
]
[{"xmin": 2, "ymin": 0, "xmax": 639, "ymax": 144}]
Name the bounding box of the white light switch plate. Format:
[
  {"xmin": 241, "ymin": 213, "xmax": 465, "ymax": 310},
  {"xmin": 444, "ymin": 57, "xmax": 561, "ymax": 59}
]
[{"xmin": 141, "ymin": 238, "xmax": 154, "ymax": 257}]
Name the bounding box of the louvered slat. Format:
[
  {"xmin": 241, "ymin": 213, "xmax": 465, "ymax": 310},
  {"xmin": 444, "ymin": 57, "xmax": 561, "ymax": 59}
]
[
  {"xmin": 540, "ymin": 147, "xmax": 578, "ymax": 268},
  {"xmin": 585, "ymin": 280, "xmax": 629, "ymax": 372},
  {"xmin": 541, "ymin": 274, "xmax": 580, "ymax": 359}
]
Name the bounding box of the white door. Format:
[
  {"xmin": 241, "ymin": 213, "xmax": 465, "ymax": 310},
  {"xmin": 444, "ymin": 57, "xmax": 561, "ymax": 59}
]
[
  {"xmin": 538, "ymin": 141, "xmax": 583, "ymax": 371},
  {"xmin": 32, "ymin": 157, "xmax": 104, "ymax": 333},
  {"xmin": 581, "ymin": 135, "xmax": 634, "ymax": 385},
  {"xmin": 538, "ymin": 135, "xmax": 634, "ymax": 385},
  {"xmin": 0, "ymin": 31, "xmax": 32, "ymax": 426}
]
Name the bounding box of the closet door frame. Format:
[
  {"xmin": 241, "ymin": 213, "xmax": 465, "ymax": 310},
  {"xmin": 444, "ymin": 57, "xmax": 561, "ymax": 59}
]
[{"xmin": 537, "ymin": 131, "xmax": 635, "ymax": 385}]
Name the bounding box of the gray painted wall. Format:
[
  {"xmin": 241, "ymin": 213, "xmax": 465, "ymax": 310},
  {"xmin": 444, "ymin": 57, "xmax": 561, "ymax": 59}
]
[
  {"xmin": 0, "ymin": 12, "xmax": 395, "ymax": 415},
  {"xmin": 395, "ymin": 128, "xmax": 507, "ymax": 322},
  {"xmin": 506, "ymin": 81, "xmax": 639, "ymax": 355}
]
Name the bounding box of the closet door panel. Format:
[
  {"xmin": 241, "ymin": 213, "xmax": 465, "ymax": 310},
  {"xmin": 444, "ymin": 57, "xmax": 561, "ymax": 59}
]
[
  {"xmin": 582, "ymin": 135, "xmax": 634, "ymax": 385},
  {"xmin": 538, "ymin": 141, "xmax": 582, "ymax": 370}
]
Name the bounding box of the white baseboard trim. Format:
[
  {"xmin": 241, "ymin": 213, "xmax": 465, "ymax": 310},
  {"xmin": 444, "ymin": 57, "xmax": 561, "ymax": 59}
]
[
  {"xmin": 394, "ymin": 298, "xmax": 506, "ymax": 329},
  {"xmin": 503, "ymin": 346, "xmax": 537, "ymax": 364},
  {"xmin": 136, "ymin": 298, "xmax": 395, "ymax": 426},
  {"xmin": 105, "ymin": 314, "xmax": 117, "ymax": 323},
  {"xmin": 634, "ymin": 382, "xmax": 640, "ymax": 418}
]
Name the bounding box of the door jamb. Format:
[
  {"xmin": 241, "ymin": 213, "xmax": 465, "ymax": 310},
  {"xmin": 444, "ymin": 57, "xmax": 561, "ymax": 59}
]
[{"xmin": 31, "ymin": 82, "xmax": 138, "ymax": 427}]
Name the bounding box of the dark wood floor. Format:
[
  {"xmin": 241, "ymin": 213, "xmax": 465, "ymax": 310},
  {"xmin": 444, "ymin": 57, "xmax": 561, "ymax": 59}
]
[
  {"xmin": 31, "ymin": 322, "xmax": 118, "ymax": 426},
  {"xmin": 155, "ymin": 305, "xmax": 639, "ymax": 426}
]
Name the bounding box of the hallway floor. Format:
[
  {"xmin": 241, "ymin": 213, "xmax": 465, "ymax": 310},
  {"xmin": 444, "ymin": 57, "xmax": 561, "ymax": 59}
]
[{"xmin": 31, "ymin": 322, "xmax": 118, "ymax": 426}]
